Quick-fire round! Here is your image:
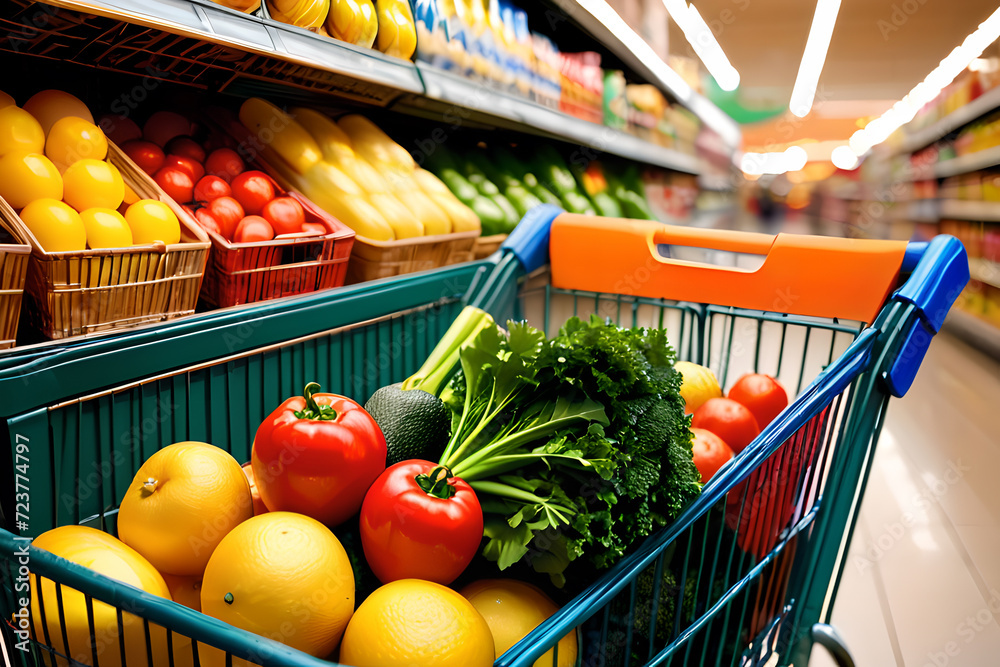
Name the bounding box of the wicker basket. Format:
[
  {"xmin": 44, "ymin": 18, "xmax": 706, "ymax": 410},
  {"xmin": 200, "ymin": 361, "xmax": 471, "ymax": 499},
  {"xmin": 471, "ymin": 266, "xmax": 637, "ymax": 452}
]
[
  {"xmin": 5, "ymin": 143, "xmax": 210, "ymax": 340},
  {"xmin": 346, "ymin": 230, "xmax": 480, "ymax": 283},
  {"xmin": 0, "ymin": 211, "xmax": 30, "ymax": 349},
  {"xmin": 200, "ymin": 181, "xmax": 355, "ymax": 307},
  {"xmin": 472, "ymin": 233, "xmax": 507, "ymax": 260}
]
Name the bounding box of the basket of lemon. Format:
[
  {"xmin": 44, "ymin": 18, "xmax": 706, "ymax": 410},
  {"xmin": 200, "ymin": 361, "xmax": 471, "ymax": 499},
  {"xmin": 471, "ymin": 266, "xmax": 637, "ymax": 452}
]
[{"xmin": 0, "ymin": 90, "xmax": 210, "ymax": 341}]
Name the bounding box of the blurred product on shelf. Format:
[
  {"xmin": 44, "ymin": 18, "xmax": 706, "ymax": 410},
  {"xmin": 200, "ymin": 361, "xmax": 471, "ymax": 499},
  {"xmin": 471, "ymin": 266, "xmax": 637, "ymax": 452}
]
[{"xmin": 410, "ymin": 0, "xmax": 699, "ymax": 153}]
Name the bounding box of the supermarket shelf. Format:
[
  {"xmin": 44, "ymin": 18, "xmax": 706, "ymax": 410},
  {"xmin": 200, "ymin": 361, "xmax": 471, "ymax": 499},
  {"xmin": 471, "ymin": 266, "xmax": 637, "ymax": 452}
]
[
  {"xmin": 407, "ymin": 65, "xmax": 702, "ymax": 174},
  {"xmin": 2, "ymin": 0, "xmax": 713, "ymax": 174},
  {"xmin": 944, "ymin": 307, "xmax": 1000, "ymax": 358},
  {"xmin": 896, "ymin": 85, "xmax": 1000, "ymax": 155},
  {"xmin": 547, "ymin": 0, "xmax": 741, "ymax": 149},
  {"xmin": 22, "ymin": 0, "xmax": 425, "ymax": 102},
  {"xmin": 970, "ymin": 258, "xmax": 1000, "ymax": 289},
  {"xmin": 940, "ymin": 199, "xmax": 1000, "ymax": 221},
  {"xmin": 932, "ymin": 144, "xmax": 1000, "ymax": 178}
]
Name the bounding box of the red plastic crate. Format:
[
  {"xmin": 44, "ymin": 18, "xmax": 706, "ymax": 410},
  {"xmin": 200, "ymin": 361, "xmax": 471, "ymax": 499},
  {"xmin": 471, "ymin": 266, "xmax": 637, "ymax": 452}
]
[{"xmin": 199, "ymin": 184, "xmax": 355, "ymax": 308}]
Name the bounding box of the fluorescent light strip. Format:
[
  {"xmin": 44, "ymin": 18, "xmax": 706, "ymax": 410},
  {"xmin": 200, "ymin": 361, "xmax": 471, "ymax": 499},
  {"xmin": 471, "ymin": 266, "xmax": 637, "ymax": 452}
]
[
  {"xmin": 573, "ymin": 0, "xmax": 742, "ymax": 147},
  {"xmin": 848, "ymin": 5, "xmax": 1000, "ymax": 157},
  {"xmin": 789, "ymin": 0, "xmax": 842, "ymax": 117},
  {"xmin": 663, "ymin": 0, "xmax": 741, "ymax": 92}
]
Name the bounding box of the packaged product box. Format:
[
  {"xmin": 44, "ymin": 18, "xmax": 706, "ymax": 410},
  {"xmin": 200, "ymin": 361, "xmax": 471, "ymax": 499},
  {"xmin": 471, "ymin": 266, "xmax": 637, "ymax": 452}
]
[{"xmin": 603, "ymin": 70, "xmax": 627, "ymax": 130}]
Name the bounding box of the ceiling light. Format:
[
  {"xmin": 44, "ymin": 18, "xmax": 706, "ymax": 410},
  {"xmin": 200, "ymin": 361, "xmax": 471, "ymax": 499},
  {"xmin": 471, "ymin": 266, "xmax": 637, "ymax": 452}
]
[
  {"xmin": 663, "ymin": 0, "xmax": 742, "ymax": 92},
  {"xmin": 831, "ymin": 145, "xmax": 859, "ymax": 170},
  {"xmin": 789, "ymin": 0, "xmax": 843, "ymax": 117},
  {"xmin": 849, "ymin": 6, "xmax": 1000, "ymax": 152}
]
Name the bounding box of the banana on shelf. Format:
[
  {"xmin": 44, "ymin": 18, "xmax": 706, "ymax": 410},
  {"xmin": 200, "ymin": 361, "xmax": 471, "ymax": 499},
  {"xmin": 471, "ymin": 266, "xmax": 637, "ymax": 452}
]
[
  {"xmin": 238, "ymin": 99, "xmax": 480, "ymax": 241},
  {"xmin": 325, "ymin": 0, "xmax": 378, "ymax": 48},
  {"xmin": 374, "ymin": 0, "xmax": 418, "ymax": 60}
]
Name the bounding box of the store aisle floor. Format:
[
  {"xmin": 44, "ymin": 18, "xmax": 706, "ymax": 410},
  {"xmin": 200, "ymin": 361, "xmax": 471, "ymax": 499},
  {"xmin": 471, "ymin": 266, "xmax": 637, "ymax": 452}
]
[{"xmin": 810, "ymin": 331, "xmax": 1000, "ymax": 667}]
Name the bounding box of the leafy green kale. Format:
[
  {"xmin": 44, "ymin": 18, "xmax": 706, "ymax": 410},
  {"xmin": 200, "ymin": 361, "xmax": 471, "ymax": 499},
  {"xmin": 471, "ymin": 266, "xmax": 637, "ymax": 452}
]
[
  {"xmin": 535, "ymin": 316, "xmax": 702, "ymax": 571},
  {"xmin": 418, "ymin": 312, "xmax": 699, "ymax": 586}
]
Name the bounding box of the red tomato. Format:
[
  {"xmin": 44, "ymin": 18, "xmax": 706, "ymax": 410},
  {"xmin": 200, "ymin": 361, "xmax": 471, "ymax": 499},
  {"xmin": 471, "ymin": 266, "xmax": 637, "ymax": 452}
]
[
  {"xmin": 194, "ymin": 208, "xmax": 222, "ymax": 235},
  {"xmin": 691, "ymin": 398, "xmax": 760, "ymax": 454},
  {"xmin": 97, "ymin": 114, "xmax": 141, "ymax": 144},
  {"xmin": 360, "ymin": 460, "xmax": 483, "ymax": 585},
  {"xmin": 165, "ymin": 135, "xmax": 206, "ymax": 164},
  {"xmin": 163, "ymin": 154, "xmax": 205, "ymax": 182},
  {"xmin": 728, "ymin": 374, "xmax": 788, "ymax": 429},
  {"xmin": 205, "ymin": 196, "xmax": 244, "ymax": 240},
  {"xmin": 193, "ymin": 175, "xmax": 231, "ymax": 203},
  {"xmin": 121, "ymin": 140, "xmax": 165, "ymax": 176},
  {"xmin": 143, "ymin": 111, "xmax": 193, "ymax": 148},
  {"xmin": 242, "ymin": 463, "xmax": 268, "ymax": 516},
  {"xmin": 251, "ymin": 383, "xmax": 387, "ymax": 527},
  {"xmin": 153, "ymin": 167, "xmax": 194, "ymax": 204},
  {"xmin": 691, "ymin": 428, "xmax": 734, "ymax": 484},
  {"xmin": 204, "ymin": 148, "xmax": 244, "ymax": 183},
  {"xmin": 261, "ymin": 196, "xmax": 306, "ymax": 235},
  {"xmin": 301, "ymin": 222, "xmax": 327, "ymax": 235},
  {"xmin": 233, "ymin": 215, "xmax": 274, "ymax": 243},
  {"xmin": 230, "ymin": 171, "xmax": 275, "ymax": 215}
]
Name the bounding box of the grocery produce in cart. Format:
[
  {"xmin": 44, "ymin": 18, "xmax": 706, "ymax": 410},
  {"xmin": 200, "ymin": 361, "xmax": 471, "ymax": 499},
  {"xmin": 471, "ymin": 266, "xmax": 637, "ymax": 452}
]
[{"xmin": 363, "ymin": 306, "xmax": 702, "ymax": 587}]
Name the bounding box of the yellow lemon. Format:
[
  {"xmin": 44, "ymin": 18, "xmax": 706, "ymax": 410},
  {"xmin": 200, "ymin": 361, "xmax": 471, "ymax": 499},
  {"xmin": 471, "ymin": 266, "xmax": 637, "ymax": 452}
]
[
  {"xmin": 339, "ymin": 579, "xmax": 494, "ymax": 667},
  {"xmin": 45, "ymin": 116, "xmax": 108, "ymax": 168},
  {"xmin": 30, "ymin": 525, "xmax": 175, "ymax": 667},
  {"xmin": 23, "ymin": 89, "xmax": 94, "ymax": 134},
  {"xmin": 0, "ymin": 105, "xmax": 44, "ymax": 156},
  {"xmin": 0, "ymin": 90, "xmax": 14, "ymax": 108},
  {"xmin": 461, "ymin": 579, "xmax": 577, "ymax": 667},
  {"xmin": 675, "ymin": 361, "xmax": 723, "ymax": 415},
  {"xmin": 124, "ymin": 199, "xmax": 181, "ymax": 245},
  {"xmin": 199, "ymin": 512, "xmax": 355, "ymax": 666},
  {"xmin": 0, "ymin": 152, "xmax": 62, "ymax": 209},
  {"xmin": 19, "ymin": 198, "xmax": 86, "ymax": 252},
  {"xmin": 117, "ymin": 441, "xmax": 252, "ymax": 576},
  {"xmin": 80, "ymin": 207, "xmax": 133, "ymax": 249},
  {"xmin": 62, "ymin": 159, "xmax": 124, "ymax": 212}
]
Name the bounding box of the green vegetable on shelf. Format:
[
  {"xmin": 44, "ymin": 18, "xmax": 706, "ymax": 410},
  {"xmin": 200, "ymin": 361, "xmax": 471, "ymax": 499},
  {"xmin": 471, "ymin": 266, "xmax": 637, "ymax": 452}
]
[
  {"xmin": 532, "ymin": 145, "xmax": 581, "ymax": 197},
  {"xmin": 437, "ymin": 167, "xmax": 510, "ymax": 235},
  {"xmin": 609, "ymin": 165, "xmax": 656, "ymax": 220},
  {"xmin": 561, "ymin": 190, "xmax": 597, "ymax": 216}
]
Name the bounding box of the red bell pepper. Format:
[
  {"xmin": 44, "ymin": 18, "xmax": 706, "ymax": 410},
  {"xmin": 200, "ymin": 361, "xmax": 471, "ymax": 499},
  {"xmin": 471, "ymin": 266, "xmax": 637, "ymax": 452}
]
[
  {"xmin": 251, "ymin": 382, "xmax": 387, "ymax": 527},
  {"xmin": 359, "ymin": 460, "xmax": 483, "ymax": 586}
]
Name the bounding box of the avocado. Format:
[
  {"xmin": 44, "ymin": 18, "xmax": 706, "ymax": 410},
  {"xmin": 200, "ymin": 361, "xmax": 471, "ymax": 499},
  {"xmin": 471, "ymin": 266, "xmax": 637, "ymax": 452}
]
[{"xmin": 364, "ymin": 383, "xmax": 451, "ymax": 466}]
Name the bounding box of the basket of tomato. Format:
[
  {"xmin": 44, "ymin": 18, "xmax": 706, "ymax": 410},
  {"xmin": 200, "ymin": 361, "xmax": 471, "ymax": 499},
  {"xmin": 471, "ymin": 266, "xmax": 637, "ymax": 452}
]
[{"xmin": 119, "ymin": 112, "xmax": 356, "ymax": 308}]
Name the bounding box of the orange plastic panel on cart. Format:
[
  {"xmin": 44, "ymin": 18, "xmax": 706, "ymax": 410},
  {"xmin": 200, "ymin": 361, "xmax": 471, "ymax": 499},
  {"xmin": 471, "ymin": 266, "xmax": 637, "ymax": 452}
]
[{"xmin": 549, "ymin": 214, "xmax": 909, "ymax": 324}]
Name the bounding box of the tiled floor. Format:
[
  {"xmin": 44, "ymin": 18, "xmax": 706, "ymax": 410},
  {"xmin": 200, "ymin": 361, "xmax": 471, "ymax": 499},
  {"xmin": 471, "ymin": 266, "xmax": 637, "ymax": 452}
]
[{"xmin": 810, "ymin": 330, "xmax": 1000, "ymax": 667}]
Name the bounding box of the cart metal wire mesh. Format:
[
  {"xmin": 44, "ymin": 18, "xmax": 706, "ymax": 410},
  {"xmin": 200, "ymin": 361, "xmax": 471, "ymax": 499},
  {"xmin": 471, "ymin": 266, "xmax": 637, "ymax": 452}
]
[{"xmin": 0, "ymin": 211, "xmax": 968, "ymax": 667}]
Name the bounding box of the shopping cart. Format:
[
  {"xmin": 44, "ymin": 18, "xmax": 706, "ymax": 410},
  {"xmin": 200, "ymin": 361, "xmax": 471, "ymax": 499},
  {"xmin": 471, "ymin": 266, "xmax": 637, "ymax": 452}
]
[{"xmin": 0, "ymin": 206, "xmax": 968, "ymax": 667}]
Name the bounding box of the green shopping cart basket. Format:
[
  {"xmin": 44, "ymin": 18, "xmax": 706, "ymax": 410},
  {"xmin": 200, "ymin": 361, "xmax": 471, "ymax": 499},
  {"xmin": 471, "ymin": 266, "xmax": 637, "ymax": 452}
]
[{"xmin": 0, "ymin": 204, "xmax": 969, "ymax": 667}]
